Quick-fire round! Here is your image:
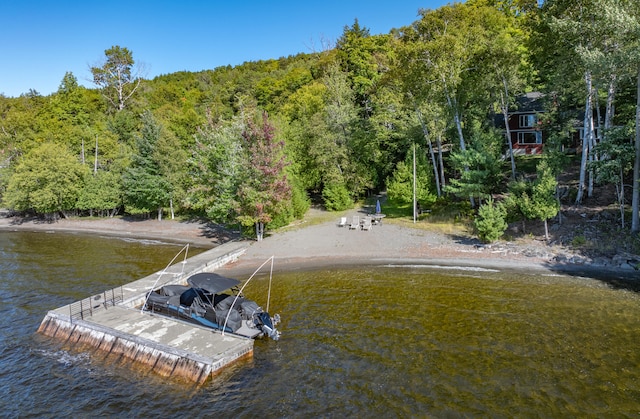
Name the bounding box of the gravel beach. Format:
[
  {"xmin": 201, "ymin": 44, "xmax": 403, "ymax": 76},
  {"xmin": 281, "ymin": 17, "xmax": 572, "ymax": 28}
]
[{"xmin": 0, "ymin": 209, "xmax": 570, "ymax": 276}]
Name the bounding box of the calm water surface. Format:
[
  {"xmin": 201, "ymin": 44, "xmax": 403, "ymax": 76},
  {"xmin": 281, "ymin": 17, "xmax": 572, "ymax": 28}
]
[{"xmin": 1, "ymin": 231, "xmax": 639, "ymax": 417}]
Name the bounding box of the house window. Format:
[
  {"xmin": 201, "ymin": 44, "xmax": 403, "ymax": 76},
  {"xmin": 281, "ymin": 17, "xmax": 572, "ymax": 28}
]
[
  {"xmin": 517, "ymin": 131, "xmax": 541, "ymax": 144},
  {"xmin": 519, "ymin": 114, "xmax": 536, "ymax": 128}
]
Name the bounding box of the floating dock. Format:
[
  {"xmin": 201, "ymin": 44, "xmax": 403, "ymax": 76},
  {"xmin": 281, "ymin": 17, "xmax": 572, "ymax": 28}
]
[{"xmin": 37, "ymin": 241, "xmax": 254, "ymax": 384}]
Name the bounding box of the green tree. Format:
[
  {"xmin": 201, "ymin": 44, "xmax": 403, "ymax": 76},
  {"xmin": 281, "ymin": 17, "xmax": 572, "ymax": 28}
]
[
  {"xmin": 154, "ymin": 120, "xmax": 187, "ymax": 219},
  {"xmin": 236, "ymin": 112, "xmax": 292, "ymax": 240},
  {"xmin": 474, "ymin": 197, "xmax": 508, "ymax": 243},
  {"xmin": 322, "ymin": 182, "xmax": 352, "ymax": 211},
  {"xmin": 186, "ymin": 114, "xmax": 245, "ymax": 223},
  {"xmin": 544, "ymin": 0, "xmax": 638, "ymax": 203},
  {"xmin": 386, "ymin": 146, "xmax": 437, "ymax": 208},
  {"xmin": 446, "ymin": 128, "xmax": 505, "ymax": 204},
  {"xmin": 479, "ymin": 7, "xmax": 533, "ymax": 180},
  {"xmin": 122, "ymin": 111, "xmax": 171, "ymax": 220},
  {"xmin": 591, "ymin": 125, "xmax": 635, "ymax": 228},
  {"xmin": 507, "ymin": 160, "xmax": 560, "ymax": 240},
  {"xmin": 336, "ymin": 20, "xmax": 391, "ymax": 117},
  {"xmin": 321, "ymin": 62, "xmax": 359, "ymax": 190},
  {"xmin": 279, "ymin": 81, "xmax": 327, "ymax": 191},
  {"xmin": 3, "ymin": 143, "xmax": 87, "ymax": 219},
  {"xmin": 529, "ymin": 160, "xmax": 560, "ymax": 240},
  {"xmin": 90, "ymin": 45, "xmax": 143, "ymax": 112},
  {"xmin": 77, "ymin": 170, "xmax": 122, "ymax": 217},
  {"xmin": 400, "ymin": 3, "xmax": 500, "ymax": 154}
]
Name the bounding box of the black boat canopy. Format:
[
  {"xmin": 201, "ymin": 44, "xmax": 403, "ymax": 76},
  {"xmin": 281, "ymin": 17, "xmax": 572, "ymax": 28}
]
[
  {"xmin": 179, "ymin": 288, "xmax": 211, "ymax": 306},
  {"xmin": 187, "ymin": 272, "xmax": 240, "ymax": 294}
]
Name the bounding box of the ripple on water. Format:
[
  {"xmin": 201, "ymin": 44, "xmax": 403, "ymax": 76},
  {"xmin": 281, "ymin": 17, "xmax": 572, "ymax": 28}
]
[{"xmin": 1, "ymin": 231, "xmax": 640, "ymax": 417}]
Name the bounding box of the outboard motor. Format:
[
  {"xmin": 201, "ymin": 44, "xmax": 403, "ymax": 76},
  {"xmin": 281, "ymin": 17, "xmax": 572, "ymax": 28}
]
[{"xmin": 255, "ymin": 312, "xmax": 280, "ymax": 341}]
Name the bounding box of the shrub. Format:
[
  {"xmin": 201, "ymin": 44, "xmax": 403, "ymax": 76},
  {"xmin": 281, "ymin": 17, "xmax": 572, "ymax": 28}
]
[
  {"xmin": 571, "ymin": 235, "xmax": 587, "ymax": 247},
  {"xmin": 322, "ymin": 183, "xmax": 352, "ymax": 211},
  {"xmin": 474, "ymin": 198, "xmax": 508, "ymax": 243}
]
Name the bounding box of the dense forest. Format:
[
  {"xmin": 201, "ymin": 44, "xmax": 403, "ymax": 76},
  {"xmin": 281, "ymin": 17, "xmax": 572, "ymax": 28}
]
[{"xmin": 1, "ymin": 0, "xmax": 639, "ymax": 242}]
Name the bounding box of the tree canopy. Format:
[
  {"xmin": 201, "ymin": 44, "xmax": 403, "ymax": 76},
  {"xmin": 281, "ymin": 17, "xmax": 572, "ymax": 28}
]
[{"xmin": 1, "ymin": 1, "xmax": 639, "ymax": 242}]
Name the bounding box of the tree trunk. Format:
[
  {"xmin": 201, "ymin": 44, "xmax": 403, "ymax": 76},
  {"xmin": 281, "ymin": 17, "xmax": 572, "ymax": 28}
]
[
  {"xmin": 605, "ymin": 74, "xmax": 616, "ymax": 131},
  {"xmin": 437, "ymin": 134, "xmax": 446, "ymax": 190},
  {"xmin": 587, "ymin": 110, "xmax": 595, "ymax": 197},
  {"xmin": 445, "ymin": 90, "xmax": 474, "ymax": 207},
  {"xmin": 501, "ymin": 77, "xmax": 516, "ymax": 180},
  {"xmin": 617, "ymin": 177, "xmax": 625, "ymax": 230},
  {"xmin": 414, "ymin": 105, "xmax": 441, "ymax": 197},
  {"xmin": 632, "ymin": 66, "xmax": 640, "ymax": 232},
  {"xmin": 255, "ymin": 222, "xmax": 264, "ymax": 241},
  {"xmin": 157, "ymin": 207, "xmax": 163, "ymax": 221},
  {"xmin": 94, "ymin": 135, "xmax": 99, "ymax": 174},
  {"xmin": 576, "ymin": 71, "xmax": 593, "ymax": 204},
  {"xmin": 544, "ymin": 218, "xmax": 549, "ymax": 241}
]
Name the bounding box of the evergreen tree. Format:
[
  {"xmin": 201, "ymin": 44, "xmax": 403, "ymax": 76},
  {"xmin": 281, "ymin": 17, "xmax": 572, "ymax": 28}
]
[
  {"xmin": 446, "ymin": 128, "xmax": 505, "ymax": 204},
  {"xmin": 122, "ymin": 111, "xmax": 171, "ymax": 220},
  {"xmin": 474, "ymin": 197, "xmax": 508, "ymax": 243},
  {"xmin": 386, "ymin": 146, "xmax": 436, "ymax": 208},
  {"xmin": 506, "ymin": 159, "xmax": 560, "ymax": 240}
]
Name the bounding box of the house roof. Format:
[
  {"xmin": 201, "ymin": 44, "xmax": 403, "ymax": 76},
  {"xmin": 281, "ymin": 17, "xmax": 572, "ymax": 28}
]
[{"xmin": 514, "ymin": 92, "xmax": 545, "ymax": 113}]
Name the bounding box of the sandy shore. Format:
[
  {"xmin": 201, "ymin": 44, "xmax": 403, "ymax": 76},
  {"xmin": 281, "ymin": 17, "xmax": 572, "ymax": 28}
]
[
  {"xmin": 4, "ymin": 210, "xmax": 633, "ymax": 282},
  {"xmin": 0, "ymin": 214, "xmax": 236, "ymax": 247}
]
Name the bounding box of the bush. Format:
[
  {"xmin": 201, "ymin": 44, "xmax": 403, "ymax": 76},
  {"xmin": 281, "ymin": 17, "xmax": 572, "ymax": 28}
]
[
  {"xmin": 571, "ymin": 235, "xmax": 587, "ymax": 247},
  {"xmin": 268, "ymin": 183, "xmax": 311, "ymax": 229},
  {"xmin": 322, "ymin": 183, "xmax": 352, "ymax": 211},
  {"xmin": 474, "ymin": 198, "xmax": 507, "ymax": 243},
  {"xmin": 290, "ymin": 180, "xmax": 311, "ymax": 218}
]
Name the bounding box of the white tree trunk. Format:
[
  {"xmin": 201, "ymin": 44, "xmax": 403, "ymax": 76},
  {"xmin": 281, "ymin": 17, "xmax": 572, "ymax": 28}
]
[
  {"xmin": 437, "ymin": 134, "xmax": 446, "ymax": 190},
  {"xmin": 576, "ymin": 71, "xmax": 594, "ymax": 204},
  {"xmin": 587, "ymin": 111, "xmax": 596, "ymax": 197},
  {"xmin": 501, "ymin": 77, "xmax": 516, "ymax": 180},
  {"xmin": 255, "ymin": 222, "xmax": 264, "ymax": 241},
  {"xmin": 414, "ymin": 105, "xmax": 441, "ymax": 197},
  {"xmin": 632, "ymin": 66, "xmax": 640, "ymax": 232},
  {"xmin": 605, "ymin": 74, "xmax": 616, "ymax": 131},
  {"xmin": 446, "ymin": 91, "xmax": 474, "ymax": 206}
]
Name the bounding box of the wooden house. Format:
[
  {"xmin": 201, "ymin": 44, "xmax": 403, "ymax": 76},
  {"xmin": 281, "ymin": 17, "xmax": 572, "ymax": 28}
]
[{"xmin": 501, "ymin": 92, "xmax": 545, "ymax": 155}]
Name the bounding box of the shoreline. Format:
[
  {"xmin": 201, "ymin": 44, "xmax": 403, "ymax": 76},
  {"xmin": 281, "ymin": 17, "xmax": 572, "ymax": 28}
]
[
  {"xmin": 0, "ymin": 215, "xmax": 232, "ymax": 248},
  {"xmin": 3, "ymin": 213, "xmax": 638, "ymax": 286}
]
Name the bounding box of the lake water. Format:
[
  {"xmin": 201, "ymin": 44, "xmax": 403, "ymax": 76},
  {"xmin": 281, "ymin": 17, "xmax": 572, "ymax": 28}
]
[{"xmin": 1, "ymin": 230, "xmax": 639, "ymax": 417}]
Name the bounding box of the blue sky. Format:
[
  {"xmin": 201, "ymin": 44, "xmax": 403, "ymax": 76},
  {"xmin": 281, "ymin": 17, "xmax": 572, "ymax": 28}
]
[{"xmin": 0, "ymin": 1, "xmax": 452, "ymax": 98}]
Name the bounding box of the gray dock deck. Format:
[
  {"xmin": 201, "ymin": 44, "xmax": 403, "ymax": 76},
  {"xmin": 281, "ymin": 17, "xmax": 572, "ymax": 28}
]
[{"xmin": 38, "ymin": 241, "xmax": 257, "ymax": 384}]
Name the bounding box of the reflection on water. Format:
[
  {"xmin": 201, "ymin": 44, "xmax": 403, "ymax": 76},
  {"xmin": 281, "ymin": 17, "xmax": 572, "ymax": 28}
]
[{"xmin": 1, "ymin": 231, "xmax": 639, "ymax": 417}]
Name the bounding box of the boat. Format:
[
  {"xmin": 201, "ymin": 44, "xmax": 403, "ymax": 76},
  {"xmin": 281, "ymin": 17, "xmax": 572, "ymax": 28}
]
[{"xmin": 143, "ymin": 272, "xmax": 280, "ymax": 341}]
